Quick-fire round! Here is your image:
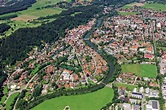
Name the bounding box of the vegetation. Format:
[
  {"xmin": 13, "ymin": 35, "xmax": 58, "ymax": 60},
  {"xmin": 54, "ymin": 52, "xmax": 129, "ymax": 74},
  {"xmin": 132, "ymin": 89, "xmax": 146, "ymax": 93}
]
[
  {"xmin": 123, "ymin": 2, "xmax": 166, "ymax": 11},
  {"xmin": 6, "ymin": 92, "xmax": 19, "ymax": 110},
  {"xmin": 0, "ymin": 14, "xmax": 17, "ymax": 20},
  {"xmin": 114, "ymin": 82, "xmax": 138, "ymax": 91},
  {"xmin": 119, "ymin": 12, "xmax": 138, "ymax": 16},
  {"xmin": 0, "ymin": 23, "xmax": 10, "ymax": 33},
  {"xmin": 32, "ymin": 87, "xmax": 114, "ymax": 110},
  {"xmin": 121, "ymin": 64, "xmax": 157, "ymax": 78},
  {"xmin": 100, "ymin": 85, "xmax": 120, "ymax": 110},
  {"xmin": 0, "ymin": 0, "xmax": 36, "ymax": 15},
  {"xmin": 143, "ymin": 3, "xmax": 166, "ymax": 11}
]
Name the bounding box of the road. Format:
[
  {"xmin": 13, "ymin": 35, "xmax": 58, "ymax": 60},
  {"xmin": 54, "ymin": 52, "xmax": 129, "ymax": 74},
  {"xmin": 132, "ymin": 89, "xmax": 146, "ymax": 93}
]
[
  {"xmin": 13, "ymin": 64, "xmax": 51, "ymax": 110},
  {"xmin": 75, "ymin": 52, "xmax": 89, "ymax": 84}
]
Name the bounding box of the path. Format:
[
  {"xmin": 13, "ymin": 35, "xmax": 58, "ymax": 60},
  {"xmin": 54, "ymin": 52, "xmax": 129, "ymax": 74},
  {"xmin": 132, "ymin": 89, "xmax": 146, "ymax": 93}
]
[{"xmin": 75, "ymin": 53, "xmax": 89, "ymax": 84}]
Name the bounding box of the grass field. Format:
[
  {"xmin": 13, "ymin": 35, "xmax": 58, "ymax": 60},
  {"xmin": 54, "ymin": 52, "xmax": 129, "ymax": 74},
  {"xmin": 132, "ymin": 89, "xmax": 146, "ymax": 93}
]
[
  {"xmin": 0, "ymin": 0, "xmax": 66, "ymax": 38},
  {"xmin": 123, "ymin": 2, "xmax": 166, "ymax": 11},
  {"xmin": 0, "ymin": 86, "xmax": 8, "ymax": 104},
  {"xmin": 121, "ymin": 64, "xmax": 157, "ymax": 78},
  {"xmin": 0, "ymin": 95, "xmax": 7, "ymax": 104},
  {"xmin": 143, "ymin": 3, "xmax": 166, "ymax": 11},
  {"xmin": 11, "ymin": 0, "xmax": 64, "ymax": 21},
  {"xmin": 32, "ymin": 87, "xmax": 114, "ymax": 110},
  {"xmin": 6, "ymin": 92, "xmax": 19, "ymax": 110},
  {"xmin": 0, "ymin": 20, "xmax": 40, "ymax": 38},
  {"xmin": 115, "ymin": 82, "xmax": 138, "ymax": 91},
  {"xmin": 0, "ymin": 0, "xmax": 65, "ymax": 21},
  {"xmin": 119, "ymin": 12, "xmax": 138, "ymax": 16}
]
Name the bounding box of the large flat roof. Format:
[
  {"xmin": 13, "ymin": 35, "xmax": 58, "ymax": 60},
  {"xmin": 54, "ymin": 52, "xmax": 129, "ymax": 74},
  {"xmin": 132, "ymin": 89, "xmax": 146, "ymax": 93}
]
[{"xmin": 152, "ymin": 100, "xmax": 158, "ymax": 109}]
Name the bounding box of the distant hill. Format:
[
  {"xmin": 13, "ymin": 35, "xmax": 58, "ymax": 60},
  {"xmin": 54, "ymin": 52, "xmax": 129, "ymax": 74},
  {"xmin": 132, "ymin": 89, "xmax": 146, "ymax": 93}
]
[
  {"xmin": 147, "ymin": 0, "xmax": 166, "ymax": 4},
  {"xmin": 0, "ymin": 0, "xmax": 36, "ymax": 15}
]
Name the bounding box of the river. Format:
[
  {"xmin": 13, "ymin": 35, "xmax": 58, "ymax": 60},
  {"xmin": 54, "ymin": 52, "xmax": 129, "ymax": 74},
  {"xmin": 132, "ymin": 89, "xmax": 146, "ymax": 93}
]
[{"xmin": 83, "ymin": 19, "xmax": 115, "ymax": 84}]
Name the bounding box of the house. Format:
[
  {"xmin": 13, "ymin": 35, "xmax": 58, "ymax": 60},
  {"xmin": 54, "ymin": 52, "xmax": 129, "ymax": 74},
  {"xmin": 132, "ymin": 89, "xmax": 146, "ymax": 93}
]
[
  {"xmin": 145, "ymin": 88, "xmax": 150, "ymax": 94},
  {"xmin": 131, "ymin": 92, "xmax": 143, "ymax": 99},
  {"xmin": 144, "ymin": 54, "xmax": 154, "ymax": 60},
  {"xmin": 60, "ymin": 70, "xmax": 72, "ymax": 81},
  {"xmin": 133, "ymin": 104, "xmax": 140, "ymax": 110},
  {"xmin": 149, "ymin": 90, "xmax": 159, "ymax": 98},
  {"xmin": 139, "ymin": 87, "xmax": 144, "ymax": 93},
  {"xmin": 123, "ymin": 103, "xmax": 132, "ymax": 110}
]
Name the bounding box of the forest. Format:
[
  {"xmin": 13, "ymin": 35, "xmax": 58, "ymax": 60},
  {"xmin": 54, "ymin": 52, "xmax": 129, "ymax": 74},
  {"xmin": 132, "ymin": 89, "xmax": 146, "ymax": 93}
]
[
  {"xmin": 0, "ymin": 0, "xmax": 36, "ymax": 15},
  {"xmin": 0, "ymin": 23, "xmax": 10, "ymax": 33}
]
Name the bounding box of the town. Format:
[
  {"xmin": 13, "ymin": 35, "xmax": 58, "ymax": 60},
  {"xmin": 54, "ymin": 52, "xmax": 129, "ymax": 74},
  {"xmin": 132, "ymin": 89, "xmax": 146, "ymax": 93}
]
[
  {"xmin": 90, "ymin": 4, "xmax": 166, "ymax": 110},
  {"xmin": 0, "ymin": 0, "xmax": 166, "ymax": 110}
]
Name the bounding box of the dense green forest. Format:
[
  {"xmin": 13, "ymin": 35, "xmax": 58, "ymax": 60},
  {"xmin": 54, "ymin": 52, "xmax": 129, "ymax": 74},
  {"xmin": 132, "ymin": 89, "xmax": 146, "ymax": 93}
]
[
  {"xmin": 0, "ymin": 23, "xmax": 10, "ymax": 33},
  {"xmin": 0, "ymin": 0, "xmax": 36, "ymax": 15}
]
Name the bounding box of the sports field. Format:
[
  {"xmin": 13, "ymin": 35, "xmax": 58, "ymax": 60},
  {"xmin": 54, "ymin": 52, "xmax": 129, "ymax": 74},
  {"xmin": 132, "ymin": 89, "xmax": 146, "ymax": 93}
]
[
  {"xmin": 32, "ymin": 87, "xmax": 114, "ymax": 110},
  {"xmin": 121, "ymin": 64, "xmax": 157, "ymax": 78}
]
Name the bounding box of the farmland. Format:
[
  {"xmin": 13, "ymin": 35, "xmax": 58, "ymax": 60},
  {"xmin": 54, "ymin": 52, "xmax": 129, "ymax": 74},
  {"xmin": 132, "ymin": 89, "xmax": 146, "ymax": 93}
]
[
  {"xmin": 121, "ymin": 64, "xmax": 157, "ymax": 78},
  {"xmin": 32, "ymin": 87, "xmax": 114, "ymax": 110}
]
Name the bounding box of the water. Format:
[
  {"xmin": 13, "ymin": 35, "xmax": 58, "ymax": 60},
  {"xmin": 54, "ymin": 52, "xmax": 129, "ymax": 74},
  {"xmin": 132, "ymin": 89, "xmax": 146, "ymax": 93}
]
[{"xmin": 83, "ymin": 19, "xmax": 115, "ymax": 84}]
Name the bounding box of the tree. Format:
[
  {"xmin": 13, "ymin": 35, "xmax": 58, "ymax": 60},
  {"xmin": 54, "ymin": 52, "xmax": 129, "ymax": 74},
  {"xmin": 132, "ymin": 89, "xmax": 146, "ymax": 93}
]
[
  {"xmin": 16, "ymin": 99, "xmax": 28, "ymax": 109},
  {"xmin": 33, "ymin": 85, "xmax": 43, "ymax": 97}
]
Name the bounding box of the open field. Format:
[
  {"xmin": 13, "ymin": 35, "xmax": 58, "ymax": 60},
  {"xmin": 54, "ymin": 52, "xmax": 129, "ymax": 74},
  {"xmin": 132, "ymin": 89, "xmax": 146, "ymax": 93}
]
[
  {"xmin": 121, "ymin": 64, "xmax": 157, "ymax": 78},
  {"xmin": 0, "ymin": 95, "xmax": 7, "ymax": 104},
  {"xmin": 0, "ymin": 0, "xmax": 66, "ymax": 38},
  {"xmin": 119, "ymin": 12, "xmax": 138, "ymax": 16},
  {"xmin": 115, "ymin": 82, "xmax": 138, "ymax": 91},
  {"xmin": 6, "ymin": 92, "xmax": 19, "ymax": 110},
  {"xmin": 143, "ymin": 3, "xmax": 166, "ymax": 11},
  {"xmin": 0, "ymin": 20, "xmax": 40, "ymax": 38},
  {"xmin": 0, "ymin": 0, "xmax": 64, "ymax": 21},
  {"xmin": 12, "ymin": 8, "xmax": 63, "ymax": 21},
  {"xmin": 32, "ymin": 87, "xmax": 114, "ymax": 110},
  {"xmin": 123, "ymin": 2, "xmax": 166, "ymax": 11},
  {"xmin": 0, "ymin": 86, "xmax": 8, "ymax": 104}
]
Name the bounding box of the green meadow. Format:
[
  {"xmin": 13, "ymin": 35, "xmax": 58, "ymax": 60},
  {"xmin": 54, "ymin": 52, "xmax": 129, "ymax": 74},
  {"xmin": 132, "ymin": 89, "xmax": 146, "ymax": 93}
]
[
  {"xmin": 0, "ymin": 0, "xmax": 67, "ymax": 21},
  {"xmin": 121, "ymin": 64, "xmax": 157, "ymax": 78},
  {"xmin": 143, "ymin": 3, "xmax": 166, "ymax": 11},
  {"xmin": 6, "ymin": 92, "xmax": 19, "ymax": 110},
  {"xmin": 32, "ymin": 87, "xmax": 114, "ymax": 110},
  {"xmin": 115, "ymin": 82, "xmax": 138, "ymax": 91},
  {"xmin": 119, "ymin": 12, "xmax": 138, "ymax": 16},
  {"xmin": 123, "ymin": 2, "xmax": 166, "ymax": 11}
]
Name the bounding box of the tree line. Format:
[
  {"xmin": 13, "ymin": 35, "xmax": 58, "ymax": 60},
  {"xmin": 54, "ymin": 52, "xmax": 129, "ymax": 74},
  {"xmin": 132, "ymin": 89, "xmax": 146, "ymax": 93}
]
[
  {"xmin": 0, "ymin": 23, "xmax": 10, "ymax": 33},
  {"xmin": 0, "ymin": 0, "xmax": 36, "ymax": 15}
]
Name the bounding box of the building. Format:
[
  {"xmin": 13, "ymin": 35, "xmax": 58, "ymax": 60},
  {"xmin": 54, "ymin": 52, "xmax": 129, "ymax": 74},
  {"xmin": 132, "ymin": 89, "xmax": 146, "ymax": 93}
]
[
  {"xmin": 123, "ymin": 103, "xmax": 132, "ymax": 110},
  {"xmin": 132, "ymin": 92, "xmax": 143, "ymax": 99},
  {"xmin": 146, "ymin": 100, "xmax": 160, "ymax": 110}
]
